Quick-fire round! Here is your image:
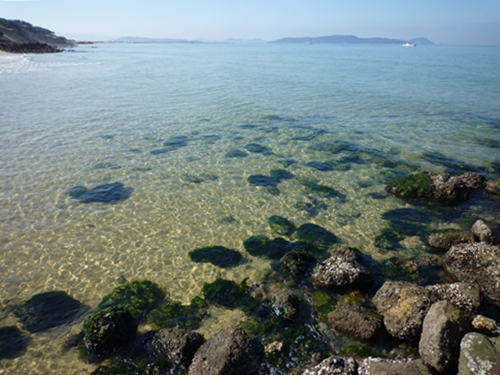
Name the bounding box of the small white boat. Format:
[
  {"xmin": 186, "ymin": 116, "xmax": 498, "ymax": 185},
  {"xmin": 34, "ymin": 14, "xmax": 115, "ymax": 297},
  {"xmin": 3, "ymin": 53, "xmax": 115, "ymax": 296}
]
[{"xmin": 402, "ymin": 42, "xmax": 416, "ymax": 47}]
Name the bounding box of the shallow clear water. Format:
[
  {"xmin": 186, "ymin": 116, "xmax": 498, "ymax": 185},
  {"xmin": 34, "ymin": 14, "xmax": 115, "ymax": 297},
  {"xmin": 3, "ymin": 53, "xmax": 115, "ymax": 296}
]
[{"xmin": 1, "ymin": 43, "xmax": 500, "ymax": 373}]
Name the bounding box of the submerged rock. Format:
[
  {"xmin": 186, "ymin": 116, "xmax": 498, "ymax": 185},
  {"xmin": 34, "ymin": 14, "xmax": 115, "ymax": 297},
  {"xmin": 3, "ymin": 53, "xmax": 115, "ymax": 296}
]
[
  {"xmin": 270, "ymin": 169, "xmax": 295, "ymax": 181},
  {"xmin": 313, "ymin": 246, "xmax": 371, "ymax": 287},
  {"xmin": 444, "ymin": 242, "xmax": 500, "ymax": 303},
  {"xmin": 419, "ymin": 300, "xmax": 471, "ymax": 374},
  {"xmin": 307, "ymin": 161, "xmax": 334, "ymax": 172},
  {"xmin": 226, "ymin": 150, "xmax": 249, "ymax": 158},
  {"xmin": 188, "ymin": 326, "xmax": 262, "ymax": 375},
  {"xmin": 98, "ymin": 280, "xmax": 165, "ymax": 319},
  {"xmin": 428, "ymin": 230, "xmax": 476, "ymax": 251},
  {"xmin": 189, "ymin": 246, "xmax": 243, "ymax": 268},
  {"xmin": 15, "ymin": 291, "xmax": 87, "ymax": 333},
  {"xmin": 67, "ymin": 182, "xmax": 132, "ymax": 203},
  {"xmin": 471, "ymin": 219, "xmax": 498, "ymax": 245},
  {"xmin": 302, "ymin": 356, "xmax": 358, "ymax": 375},
  {"xmin": 301, "ymin": 181, "xmax": 343, "ymax": 199},
  {"xmin": 148, "ymin": 296, "xmax": 208, "ymax": 330},
  {"xmin": 83, "ymin": 307, "xmax": 137, "ymax": 361},
  {"xmin": 268, "ymin": 215, "xmax": 296, "ymax": 236},
  {"xmin": 458, "ymin": 333, "xmax": 500, "ymax": 375},
  {"xmin": 372, "ymin": 281, "xmax": 434, "ymax": 341},
  {"xmin": 248, "ymin": 174, "xmax": 279, "ymax": 187},
  {"xmin": 295, "ymin": 223, "xmax": 338, "ymax": 250},
  {"xmin": 150, "ymin": 327, "xmax": 205, "ymax": 371},
  {"xmin": 280, "ymin": 250, "xmax": 318, "ymax": 278},
  {"xmin": 181, "ymin": 174, "xmax": 204, "ymax": 183},
  {"xmin": 243, "ymin": 235, "xmax": 290, "ymax": 259},
  {"xmin": 245, "ymin": 143, "xmax": 272, "ymax": 154},
  {"xmin": 0, "ymin": 326, "xmax": 29, "ymax": 360},
  {"xmin": 328, "ymin": 303, "xmax": 381, "ymax": 341}
]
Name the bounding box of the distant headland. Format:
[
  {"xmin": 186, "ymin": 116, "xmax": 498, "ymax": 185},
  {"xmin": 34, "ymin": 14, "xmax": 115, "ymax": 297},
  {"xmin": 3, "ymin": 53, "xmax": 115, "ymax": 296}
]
[
  {"xmin": 0, "ymin": 18, "xmax": 74, "ymax": 53},
  {"xmin": 271, "ymin": 35, "xmax": 433, "ymax": 45}
]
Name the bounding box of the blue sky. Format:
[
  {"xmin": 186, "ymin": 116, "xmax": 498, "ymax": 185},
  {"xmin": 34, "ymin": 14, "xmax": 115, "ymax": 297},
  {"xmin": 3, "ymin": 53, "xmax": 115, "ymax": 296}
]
[{"xmin": 1, "ymin": 0, "xmax": 500, "ymax": 44}]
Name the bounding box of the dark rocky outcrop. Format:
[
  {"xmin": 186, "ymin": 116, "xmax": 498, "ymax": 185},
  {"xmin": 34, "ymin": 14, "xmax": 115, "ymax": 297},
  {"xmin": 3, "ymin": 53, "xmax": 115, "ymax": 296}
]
[
  {"xmin": 444, "ymin": 242, "xmax": 500, "ymax": 303},
  {"xmin": 386, "ymin": 171, "xmax": 485, "ymax": 204},
  {"xmin": 302, "ymin": 356, "xmax": 358, "ymax": 375},
  {"xmin": 0, "ymin": 42, "xmax": 62, "ymax": 53},
  {"xmin": 458, "ymin": 333, "xmax": 500, "ymax": 375},
  {"xmin": 328, "ymin": 303, "xmax": 382, "ymax": 341},
  {"xmin": 485, "ymin": 178, "xmax": 500, "ymax": 195},
  {"xmin": 188, "ymin": 326, "xmax": 262, "ymax": 375},
  {"xmin": 372, "ymin": 281, "xmax": 434, "ymax": 341},
  {"xmin": 419, "ymin": 300, "xmax": 472, "ymax": 374},
  {"xmin": 150, "ymin": 328, "xmax": 205, "ymax": 372},
  {"xmin": 358, "ymin": 358, "xmax": 435, "ymax": 375},
  {"xmin": 428, "ymin": 230, "xmax": 476, "ymax": 251},
  {"xmin": 15, "ymin": 291, "xmax": 87, "ymax": 333},
  {"xmin": 313, "ymin": 246, "xmax": 371, "ymax": 287},
  {"xmin": 270, "ymin": 290, "xmax": 298, "ymax": 321},
  {"xmin": 83, "ymin": 307, "xmax": 137, "ymax": 361}
]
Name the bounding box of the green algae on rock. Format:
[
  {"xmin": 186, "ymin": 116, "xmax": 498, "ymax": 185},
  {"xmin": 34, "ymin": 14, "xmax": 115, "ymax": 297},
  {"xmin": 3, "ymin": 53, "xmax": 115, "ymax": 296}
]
[
  {"xmin": 83, "ymin": 306, "xmax": 137, "ymax": 361},
  {"xmin": 269, "ymin": 169, "xmax": 295, "ymax": 181},
  {"xmin": 248, "ymin": 174, "xmax": 280, "ymax": 187},
  {"xmin": 148, "ymin": 297, "xmax": 209, "ymax": 330},
  {"xmin": 15, "ymin": 291, "xmax": 87, "ymax": 333},
  {"xmin": 386, "ymin": 172, "xmax": 435, "ymax": 200},
  {"xmin": 98, "ymin": 280, "xmax": 165, "ymax": 319},
  {"xmin": 188, "ymin": 246, "xmax": 243, "ymax": 268},
  {"xmin": 67, "ymin": 182, "xmax": 132, "ymax": 204},
  {"xmin": 226, "ymin": 150, "xmax": 249, "ymax": 158},
  {"xmin": 201, "ymin": 279, "xmax": 261, "ymax": 316},
  {"xmin": 268, "ymin": 215, "xmax": 296, "ymax": 236},
  {"xmin": 295, "ymin": 223, "xmax": 338, "ymax": 250},
  {"xmin": 245, "ymin": 143, "xmax": 272, "ymax": 154}
]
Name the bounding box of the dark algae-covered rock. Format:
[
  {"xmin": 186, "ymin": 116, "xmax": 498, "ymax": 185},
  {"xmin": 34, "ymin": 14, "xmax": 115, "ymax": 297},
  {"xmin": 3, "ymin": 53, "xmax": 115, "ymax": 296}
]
[
  {"xmin": 83, "ymin": 307, "xmax": 137, "ymax": 361},
  {"xmin": 243, "ymin": 235, "xmax": 290, "ymax": 259},
  {"xmin": 268, "ymin": 215, "xmax": 296, "ymax": 236},
  {"xmin": 428, "ymin": 229, "xmax": 476, "ymax": 251},
  {"xmin": 307, "ymin": 161, "xmax": 335, "ymax": 171},
  {"xmin": 15, "ymin": 291, "xmax": 87, "ymax": 333},
  {"xmin": 148, "ymin": 296, "xmax": 208, "ymax": 330},
  {"xmin": 201, "ymin": 279, "xmax": 260, "ymax": 316},
  {"xmin": 0, "ymin": 326, "xmax": 29, "ymax": 360},
  {"xmin": 188, "ymin": 326, "xmax": 262, "ymax": 375},
  {"xmin": 301, "ymin": 181, "xmax": 343, "ymax": 199},
  {"xmin": 269, "ymin": 169, "xmax": 295, "ymax": 181},
  {"xmin": 225, "ymin": 150, "xmax": 248, "ymax": 158},
  {"xmin": 98, "ymin": 280, "xmax": 165, "ymax": 319},
  {"xmin": 295, "ymin": 223, "xmax": 337, "ymax": 250},
  {"xmin": 280, "ymin": 250, "xmax": 318, "ymax": 278},
  {"xmin": 386, "ymin": 171, "xmax": 435, "ymax": 200},
  {"xmin": 181, "ymin": 174, "xmax": 204, "ymax": 183},
  {"xmin": 150, "ymin": 327, "xmax": 205, "ymax": 371},
  {"xmin": 328, "ymin": 303, "xmax": 381, "ymax": 341},
  {"xmin": 189, "ymin": 246, "xmax": 243, "ymax": 267},
  {"xmin": 67, "ymin": 182, "xmax": 132, "ymax": 203}
]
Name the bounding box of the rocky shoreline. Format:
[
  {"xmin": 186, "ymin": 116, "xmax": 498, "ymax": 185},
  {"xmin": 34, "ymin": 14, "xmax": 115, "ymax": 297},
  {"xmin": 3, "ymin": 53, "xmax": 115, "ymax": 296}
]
[
  {"xmin": 1, "ymin": 170, "xmax": 500, "ymax": 374},
  {"xmin": 0, "ymin": 42, "xmax": 63, "ymax": 54}
]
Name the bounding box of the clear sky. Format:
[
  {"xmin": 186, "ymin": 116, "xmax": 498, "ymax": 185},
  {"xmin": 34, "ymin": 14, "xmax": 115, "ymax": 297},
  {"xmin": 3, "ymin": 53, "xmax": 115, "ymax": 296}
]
[{"xmin": 1, "ymin": 0, "xmax": 500, "ymax": 45}]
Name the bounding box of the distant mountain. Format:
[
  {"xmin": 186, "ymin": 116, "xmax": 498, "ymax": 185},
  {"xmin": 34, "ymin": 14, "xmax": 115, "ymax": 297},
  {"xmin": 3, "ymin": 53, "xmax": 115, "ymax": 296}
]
[
  {"xmin": 410, "ymin": 37, "xmax": 434, "ymax": 45},
  {"xmin": 113, "ymin": 36, "xmax": 197, "ymax": 43},
  {"xmin": 0, "ymin": 18, "xmax": 72, "ymax": 45},
  {"xmin": 271, "ymin": 35, "xmax": 425, "ymax": 45}
]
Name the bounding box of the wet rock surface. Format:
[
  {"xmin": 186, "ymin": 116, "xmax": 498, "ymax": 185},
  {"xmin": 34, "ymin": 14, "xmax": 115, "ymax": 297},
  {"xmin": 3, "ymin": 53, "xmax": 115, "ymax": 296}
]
[
  {"xmin": 428, "ymin": 230, "xmax": 476, "ymax": 251},
  {"xmin": 358, "ymin": 358, "xmax": 435, "ymax": 375},
  {"xmin": 372, "ymin": 281, "xmax": 434, "ymax": 341},
  {"xmin": 426, "ymin": 282, "xmax": 481, "ymax": 316},
  {"xmin": 328, "ymin": 303, "xmax": 381, "ymax": 341},
  {"xmin": 302, "ymin": 356, "xmax": 358, "ymax": 375},
  {"xmin": 444, "ymin": 242, "xmax": 500, "ymax": 303},
  {"xmin": 419, "ymin": 300, "xmax": 471, "ymax": 374},
  {"xmin": 188, "ymin": 326, "xmax": 262, "ymax": 375},
  {"xmin": 313, "ymin": 246, "xmax": 371, "ymax": 287},
  {"xmin": 458, "ymin": 333, "xmax": 500, "ymax": 375},
  {"xmin": 471, "ymin": 219, "xmax": 498, "ymax": 244}
]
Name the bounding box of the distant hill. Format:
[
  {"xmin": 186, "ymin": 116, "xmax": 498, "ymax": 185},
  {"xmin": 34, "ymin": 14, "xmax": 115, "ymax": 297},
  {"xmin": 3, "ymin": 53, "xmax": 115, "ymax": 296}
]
[
  {"xmin": 0, "ymin": 18, "xmax": 72, "ymax": 45},
  {"xmin": 410, "ymin": 37, "xmax": 434, "ymax": 45},
  {"xmin": 271, "ymin": 35, "xmax": 431, "ymax": 45}
]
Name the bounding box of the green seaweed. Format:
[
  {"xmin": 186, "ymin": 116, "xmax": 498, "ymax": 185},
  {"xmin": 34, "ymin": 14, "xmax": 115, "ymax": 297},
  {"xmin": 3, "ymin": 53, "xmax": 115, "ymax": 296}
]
[
  {"xmin": 270, "ymin": 169, "xmax": 295, "ymax": 181},
  {"xmin": 201, "ymin": 279, "xmax": 261, "ymax": 316},
  {"xmin": 385, "ymin": 172, "xmax": 435, "ymax": 199},
  {"xmin": 248, "ymin": 174, "xmax": 280, "ymax": 187},
  {"xmin": 311, "ymin": 290, "xmax": 336, "ymax": 321},
  {"xmin": 243, "ymin": 235, "xmax": 290, "ymax": 259},
  {"xmin": 147, "ymin": 297, "xmax": 208, "ymax": 330},
  {"xmin": 295, "ymin": 223, "xmax": 337, "ymax": 250},
  {"xmin": 268, "ymin": 215, "xmax": 296, "ymax": 236},
  {"xmin": 98, "ymin": 280, "xmax": 165, "ymax": 319}
]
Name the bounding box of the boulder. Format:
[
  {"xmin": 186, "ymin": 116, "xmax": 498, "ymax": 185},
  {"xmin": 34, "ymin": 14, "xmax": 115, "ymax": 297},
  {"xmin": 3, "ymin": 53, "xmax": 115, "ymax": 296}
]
[
  {"xmin": 419, "ymin": 300, "xmax": 472, "ymax": 374},
  {"xmin": 188, "ymin": 246, "xmax": 243, "ymax": 268},
  {"xmin": 150, "ymin": 327, "xmax": 205, "ymax": 371},
  {"xmin": 280, "ymin": 250, "xmax": 317, "ymax": 278},
  {"xmin": 472, "ymin": 315, "xmax": 499, "ymax": 336},
  {"xmin": 444, "ymin": 243, "xmax": 500, "ymax": 303},
  {"xmin": 358, "ymin": 358, "xmax": 434, "ymax": 375},
  {"xmin": 302, "ymin": 356, "xmax": 358, "ymax": 375},
  {"xmin": 471, "ymin": 219, "xmax": 498, "ymax": 245},
  {"xmin": 428, "ymin": 172, "xmax": 471, "ymax": 203},
  {"xmin": 372, "ymin": 281, "xmax": 435, "ymax": 341},
  {"xmin": 458, "ymin": 333, "xmax": 500, "ymax": 375},
  {"xmin": 427, "ymin": 230, "xmax": 475, "ymax": 251},
  {"xmin": 188, "ymin": 326, "xmax": 262, "ymax": 375},
  {"xmin": 426, "ymin": 282, "xmax": 481, "ymax": 316},
  {"xmin": 459, "ymin": 172, "xmax": 487, "ymax": 190},
  {"xmin": 83, "ymin": 307, "xmax": 137, "ymax": 360},
  {"xmin": 313, "ymin": 246, "xmax": 371, "ymax": 287},
  {"xmin": 485, "ymin": 179, "xmax": 500, "ymax": 195},
  {"xmin": 328, "ymin": 303, "xmax": 381, "ymax": 341},
  {"xmin": 270, "ymin": 290, "xmax": 298, "ymax": 321}
]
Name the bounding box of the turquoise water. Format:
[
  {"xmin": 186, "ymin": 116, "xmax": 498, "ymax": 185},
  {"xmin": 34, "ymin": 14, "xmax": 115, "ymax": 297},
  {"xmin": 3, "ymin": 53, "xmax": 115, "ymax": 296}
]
[{"xmin": 1, "ymin": 43, "xmax": 500, "ymax": 373}]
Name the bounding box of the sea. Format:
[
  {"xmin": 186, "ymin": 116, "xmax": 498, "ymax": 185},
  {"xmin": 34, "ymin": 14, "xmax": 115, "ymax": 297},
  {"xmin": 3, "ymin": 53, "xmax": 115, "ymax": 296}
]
[{"xmin": 1, "ymin": 43, "xmax": 500, "ymax": 374}]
